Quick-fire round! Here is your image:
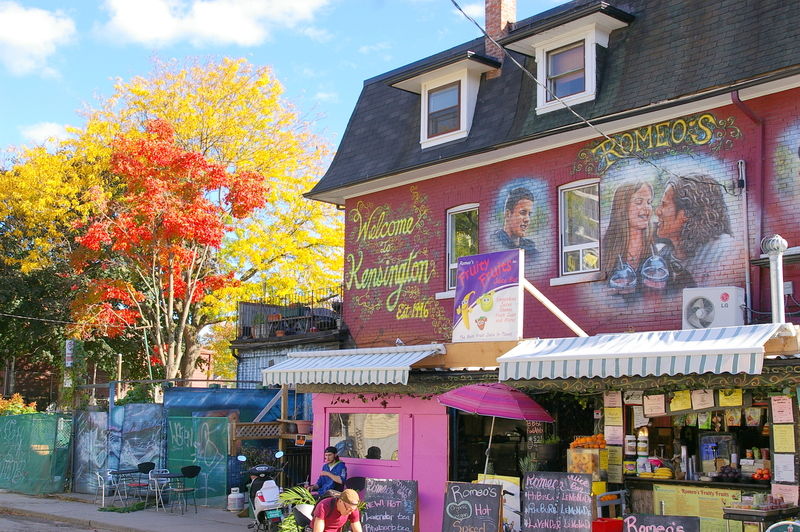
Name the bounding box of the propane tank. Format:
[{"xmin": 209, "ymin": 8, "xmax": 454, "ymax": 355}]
[{"xmin": 227, "ymin": 487, "xmax": 245, "ymax": 511}]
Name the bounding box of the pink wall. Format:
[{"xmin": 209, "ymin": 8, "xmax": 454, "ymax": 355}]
[{"xmin": 312, "ymin": 393, "xmax": 449, "ymax": 531}]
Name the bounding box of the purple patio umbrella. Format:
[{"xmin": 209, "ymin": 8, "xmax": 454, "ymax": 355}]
[{"xmin": 437, "ymin": 382, "xmax": 554, "ymax": 475}]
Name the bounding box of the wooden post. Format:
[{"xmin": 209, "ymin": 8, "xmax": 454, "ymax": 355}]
[
  {"xmin": 116, "ymin": 353, "xmax": 123, "ymax": 399},
  {"xmin": 279, "ymin": 384, "xmax": 288, "ymax": 486}
]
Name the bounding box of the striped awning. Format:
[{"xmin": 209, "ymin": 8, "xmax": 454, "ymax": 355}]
[
  {"xmin": 499, "ymin": 324, "xmax": 787, "ymax": 381},
  {"xmin": 262, "ymin": 344, "xmax": 445, "ymax": 386}
]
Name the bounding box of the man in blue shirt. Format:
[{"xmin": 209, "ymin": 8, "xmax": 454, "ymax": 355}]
[{"xmin": 310, "ymin": 446, "xmax": 347, "ymax": 495}]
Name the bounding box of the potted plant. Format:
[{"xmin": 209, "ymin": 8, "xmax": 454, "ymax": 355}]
[
  {"xmin": 533, "ymin": 435, "xmax": 561, "ymax": 461},
  {"xmin": 252, "ymin": 314, "xmax": 267, "ymax": 337}
]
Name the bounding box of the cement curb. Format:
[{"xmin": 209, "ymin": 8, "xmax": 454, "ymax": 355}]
[
  {"xmin": 0, "ymin": 502, "xmax": 132, "ymax": 532},
  {"xmin": 0, "ymin": 491, "xmax": 247, "ymax": 532}
]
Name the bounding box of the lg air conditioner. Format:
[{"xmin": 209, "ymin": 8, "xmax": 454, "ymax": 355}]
[{"xmin": 682, "ymin": 286, "xmax": 745, "ymax": 329}]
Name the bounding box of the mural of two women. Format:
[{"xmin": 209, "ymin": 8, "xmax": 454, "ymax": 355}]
[{"xmin": 602, "ymin": 173, "xmax": 733, "ymax": 296}]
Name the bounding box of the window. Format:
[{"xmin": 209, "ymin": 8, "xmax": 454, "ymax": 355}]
[
  {"xmin": 547, "ymin": 41, "xmax": 585, "ymax": 101},
  {"xmin": 428, "ymin": 81, "xmax": 460, "ymax": 137},
  {"xmin": 328, "ymin": 413, "xmax": 399, "ymax": 460},
  {"xmin": 447, "ymin": 204, "xmax": 479, "ymax": 290},
  {"xmin": 560, "ymin": 181, "xmax": 599, "ymax": 275}
]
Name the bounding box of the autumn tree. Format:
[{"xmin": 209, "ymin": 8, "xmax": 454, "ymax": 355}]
[
  {"xmin": 4, "ymin": 57, "xmax": 343, "ymax": 380},
  {"xmin": 80, "ymin": 58, "xmax": 342, "ymax": 378},
  {"xmin": 72, "ymin": 119, "xmax": 267, "ymax": 379}
]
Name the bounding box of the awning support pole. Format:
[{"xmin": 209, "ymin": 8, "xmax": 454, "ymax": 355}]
[{"xmin": 522, "ymin": 279, "xmax": 588, "ymax": 337}]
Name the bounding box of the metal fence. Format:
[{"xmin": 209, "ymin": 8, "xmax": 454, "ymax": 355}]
[{"xmin": 237, "ymin": 286, "xmax": 342, "ymax": 340}]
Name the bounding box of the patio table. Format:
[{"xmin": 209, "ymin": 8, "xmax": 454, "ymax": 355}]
[
  {"xmin": 151, "ymin": 471, "xmax": 185, "ymax": 511},
  {"xmin": 108, "ymin": 468, "xmax": 139, "ymax": 506}
]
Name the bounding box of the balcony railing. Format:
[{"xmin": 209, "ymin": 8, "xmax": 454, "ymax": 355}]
[{"xmin": 236, "ymin": 286, "xmax": 342, "ymax": 341}]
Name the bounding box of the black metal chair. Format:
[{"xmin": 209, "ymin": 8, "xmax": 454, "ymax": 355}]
[
  {"xmin": 128, "ymin": 461, "xmax": 155, "ymax": 500},
  {"xmin": 171, "ymin": 465, "xmax": 201, "ymax": 514}
]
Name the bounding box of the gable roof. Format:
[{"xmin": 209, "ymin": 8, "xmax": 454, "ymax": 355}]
[{"xmin": 309, "ymin": 0, "xmax": 800, "ymax": 205}]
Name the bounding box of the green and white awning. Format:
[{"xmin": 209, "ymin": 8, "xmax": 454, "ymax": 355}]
[
  {"xmin": 499, "ymin": 324, "xmax": 787, "ymax": 381},
  {"xmin": 262, "ymin": 344, "xmax": 445, "ymax": 386}
]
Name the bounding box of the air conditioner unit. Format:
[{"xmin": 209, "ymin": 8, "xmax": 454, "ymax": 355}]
[{"xmin": 682, "ymin": 286, "xmax": 745, "ymax": 329}]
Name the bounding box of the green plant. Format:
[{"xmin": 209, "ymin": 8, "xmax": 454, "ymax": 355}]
[
  {"xmin": 519, "ymin": 455, "xmax": 541, "ymax": 474},
  {"xmin": 0, "ymin": 394, "xmax": 37, "ymax": 415},
  {"xmin": 278, "ymin": 486, "xmax": 316, "ymax": 532},
  {"xmin": 114, "ymin": 383, "xmax": 154, "ymax": 405},
  {"xmin": 542, "ymin": 435, "xmax": 561, "ymax": 445}
]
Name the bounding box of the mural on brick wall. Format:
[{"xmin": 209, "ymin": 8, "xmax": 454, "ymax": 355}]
[
  {"xmin": 773, "ymin": 119, "xmax": 800, "ymax": 209},
  {"xmin": 573, "ymin": 112, "xmax": 744, "ymax": 317},
  {"xmin": 487, "ymin": 178, "xmax": 550, "ymax": 277},
  {"xmin": 345, "ymin": 186, "xmax": 452, "ymax": 340}
]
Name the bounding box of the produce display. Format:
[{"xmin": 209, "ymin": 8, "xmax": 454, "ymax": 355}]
[
  {"xmin": 569, "ymin": 434, "xmax": 606, "ymax": 449},
  {"xmin": 718, "ymin": 465, "xmax": 741, "ymax": 482},
  {"xmin": 638, "ymin": 467, "xmax": 673, "ymax": 479},
  {"xmin": 751, "ymin": 468, "xmax": 771, "ymax": 481}
]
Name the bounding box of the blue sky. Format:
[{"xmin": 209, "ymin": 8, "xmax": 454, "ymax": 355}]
[{"xmin": 0, "ymin": 0, "xmax": 557, "ymax": 155}]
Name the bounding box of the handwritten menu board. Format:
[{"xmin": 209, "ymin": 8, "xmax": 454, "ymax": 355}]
[
  {"xmin": 522, "ymin": 472, "xmax": 592, "ymax": 532},
  {"xmin": 364, "ymin": 478, "xmax": 417, "ymax": 532},
  {"xmin": 441, "ymin": 482, "xmax": 501, "ymax": 532},
  {"xmin": 623, "ymin": 514, "xmax": 699, "ymax": 532}
]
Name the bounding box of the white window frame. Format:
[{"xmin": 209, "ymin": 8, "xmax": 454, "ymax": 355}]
[
  {"xmin": 446, "ymin": 203, "xmax": 479, "ymax": 291},
  {"xmin": 427, "ymin": 80, "xmax": 461, "ymax": 138},
  {"xmin": 421, "ymin": 71, "xmax": 473, "ymax": 149},
  {"xmin": 546, "ymin": 40, "xmax": 585, "ymax": 102},
  {"xmin": 558, "ymin": 179, "xmax": 600, "ymax": 277},
  {"xmin": 535, "ymin": 24, "xmax": 603, "ymax": 114}
]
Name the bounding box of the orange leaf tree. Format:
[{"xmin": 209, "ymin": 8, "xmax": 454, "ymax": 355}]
[{"xmin": 72, "ymin": 119, "xmax": 267, "ymax": 379}]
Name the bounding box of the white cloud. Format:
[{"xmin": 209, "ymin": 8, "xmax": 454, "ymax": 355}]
[
  {"xmin": 0, "ymin": 2, "xmax": 75, "ymax": 76},
  {"xmin": 302, "ymin": 26, "xmax": 333, "ymax": 43},
  {"xmin": 99, "ymin": 0, "xmax": 331, "ymax": 47},
  {"xmin": 357, "ymin": 41, "xmax": 390, "ymax": 55},
  {"xmin": 20, "ymin": 122, "xmax": 71, "ymax": 147},
  {"xmin": 313, "ymin": 91, "xmax": 338, "ymax": 103},
  {"xmin": 459, "ymin": 2, "xmax": 484, "ymax": 19}
]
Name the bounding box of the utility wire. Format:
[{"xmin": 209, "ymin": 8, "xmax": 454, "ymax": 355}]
[
  {"xmin": 0, "ymin": 310, "xmax": 147, "ymax": 329},
  {"xmin": 0, "ymin": 311, "xmax": 80, "ymax": 325},
  {"xmin": 450, "ymin": 0, "xmax": 738, "ymax": 195}
]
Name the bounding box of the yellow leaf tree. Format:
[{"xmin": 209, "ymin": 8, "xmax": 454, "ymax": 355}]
[{"xmin": 7, "ymin": 57, "xmax": 343, "ymax": 380}]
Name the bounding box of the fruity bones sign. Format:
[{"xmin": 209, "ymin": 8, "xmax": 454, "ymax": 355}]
[{"xmin": 452, "ymin": 249, "xmax": 524, "ymax": 343}]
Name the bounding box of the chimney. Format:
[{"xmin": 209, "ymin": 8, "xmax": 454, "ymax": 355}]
[{"xmin": 485, "ymin": 0, "xmax": 516, "ymax": 63}]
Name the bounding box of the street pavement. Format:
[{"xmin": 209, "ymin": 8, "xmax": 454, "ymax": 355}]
[{"xmin": 0, "ymin": 490, "xmax": 249, "ymax": 532}]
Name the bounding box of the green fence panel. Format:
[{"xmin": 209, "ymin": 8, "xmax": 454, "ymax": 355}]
[
  {"xmin": 167, "ymin": 416, "xmax": 229, "ymax": 507},
  {"xmin": 0, "ymin": 414, "xmax": 72, "ymax": 494}
]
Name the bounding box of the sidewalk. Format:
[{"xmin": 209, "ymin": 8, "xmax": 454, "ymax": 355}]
[{"xmin": 0, "ymin": 490, "xmax": 249, "ymax": 532}]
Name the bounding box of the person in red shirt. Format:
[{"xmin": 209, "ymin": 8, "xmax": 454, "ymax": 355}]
[{"xmin": 312, "ymin": 488, "xmax": 363, "ymax": 532}]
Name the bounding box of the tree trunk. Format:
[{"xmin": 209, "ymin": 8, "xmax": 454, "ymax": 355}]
[{"xmin": 179, "ymin": 326, "xmax": 202, "ymax": 385}]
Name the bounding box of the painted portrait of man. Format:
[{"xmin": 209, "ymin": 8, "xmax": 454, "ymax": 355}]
[{"xmin": 495, "ymin": 187, "xmax": 538, "ymax": 257}]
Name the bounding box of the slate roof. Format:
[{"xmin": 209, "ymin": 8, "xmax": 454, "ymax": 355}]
[{"xmin": 310, "ymin": 0, "xmax": 800, "ymax": 203}]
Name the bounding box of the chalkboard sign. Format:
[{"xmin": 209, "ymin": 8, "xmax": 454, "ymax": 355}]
[
  {"xmin": 441, "ymin": 482, "xmax": 502, "ymax": 532},
  {"xmin": 364, "ymin": 478, "xmax": 417, "ymax": 532},
  {"xmin": 522, "ymin": 471, "xmax": 592, "ymax": 532},
  {"xmin": 623, "ymin": 514, "xmax": 700, "ymax": 532}
]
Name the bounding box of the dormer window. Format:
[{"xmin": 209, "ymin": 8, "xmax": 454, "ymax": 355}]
[
  {"xmin": 428, "ymin": 81, "xmax": 461, "ymax": 137},
  {"xmin": 503, "ymin": 7, "xmax": 632, "ymax": 115},
  {"xmin": 387, "ymin": 51, "xmax": 500, "ymax": 150},
  {"xmin": 547, "ymin": 41, "xmax": 584, "ymax": 100}
]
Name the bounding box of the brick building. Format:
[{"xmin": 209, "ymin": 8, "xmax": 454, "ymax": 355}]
[{"xmin": 265, "ymin": 1, "xmax": 800, "ymax": 529}]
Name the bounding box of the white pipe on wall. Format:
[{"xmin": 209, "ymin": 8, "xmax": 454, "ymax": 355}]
[{"xmin": 761, "ymin": 234, "xmax": 788, "ymax": 324}]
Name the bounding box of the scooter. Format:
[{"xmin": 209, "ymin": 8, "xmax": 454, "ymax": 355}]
[{"xmin": 239, "ymin": 452, "xmax": 286, "ymax": 532}]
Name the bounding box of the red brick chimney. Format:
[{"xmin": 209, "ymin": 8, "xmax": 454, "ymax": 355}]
[{"xmin": 485, "ymin": 0, "xmax": 516, "ymax": 62}]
